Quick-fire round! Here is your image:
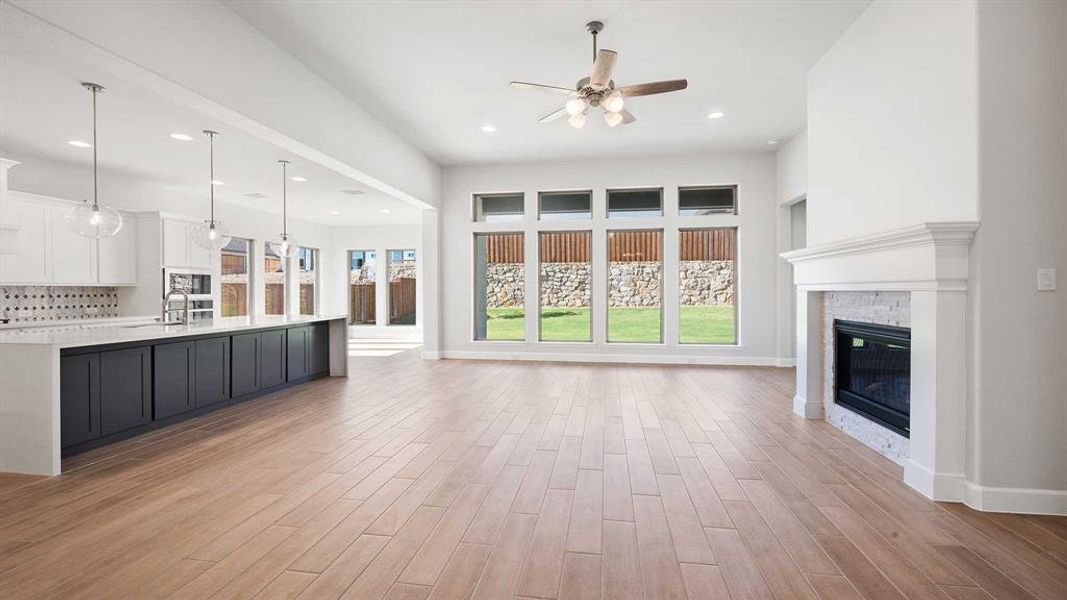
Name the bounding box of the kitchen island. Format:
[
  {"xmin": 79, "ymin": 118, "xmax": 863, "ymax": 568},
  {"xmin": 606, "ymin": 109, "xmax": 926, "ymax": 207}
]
[{"xmin": 0, "ymin": 315, "xmax": 348, "ymax": 475}]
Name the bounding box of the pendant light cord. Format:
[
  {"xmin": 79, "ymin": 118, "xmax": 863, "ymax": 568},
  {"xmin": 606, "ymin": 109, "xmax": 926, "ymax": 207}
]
[
  {"xmin": 281, "ymin": 160, "xmax": 288, "ymax": 237},
  {"xmin": 91, "ymin": 85, "xmax": 99, "ymax": 210},
  {"xmin": 208, "ymin": 132, "xmax": 216, "ymax": 224}
]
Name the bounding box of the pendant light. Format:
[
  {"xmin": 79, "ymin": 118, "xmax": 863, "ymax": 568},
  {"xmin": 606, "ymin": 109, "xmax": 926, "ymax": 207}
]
[
  {"xmin": 191, "ymin": 130, "xmax": 232, "ymax": 250},
  {"xmin": 268, "ymin": 159, "xmax": 297, "ymax": 259},
  {"xmin": 67, "ymin": 82, "xmax": 124, "ymax": 238}
]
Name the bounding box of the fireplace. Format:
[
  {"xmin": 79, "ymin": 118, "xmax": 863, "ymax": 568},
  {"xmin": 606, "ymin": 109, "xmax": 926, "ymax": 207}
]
[{"xmin": 834, "ymin": 319, "xmax": 911, "ymax": 437}]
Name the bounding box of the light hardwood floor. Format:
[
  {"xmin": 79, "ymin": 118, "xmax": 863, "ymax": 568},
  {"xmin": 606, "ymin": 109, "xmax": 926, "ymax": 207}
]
[{"xmin": 1, "ymin": 350, "xmax": 1066, "ymax": 599}]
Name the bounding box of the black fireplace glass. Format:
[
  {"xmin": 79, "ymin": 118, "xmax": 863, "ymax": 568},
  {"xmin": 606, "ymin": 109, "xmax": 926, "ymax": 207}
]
[{"xmin": 834, "ymin": 320, "xmax": 911, "ymax": 437}]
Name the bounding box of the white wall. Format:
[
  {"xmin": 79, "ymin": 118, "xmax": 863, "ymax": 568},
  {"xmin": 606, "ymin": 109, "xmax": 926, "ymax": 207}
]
[
  {"xmin": 970, "ymin": 0, "xmax": 1067, "ymax": 495},
  {"xmin": 806, "ymin": 0, "xmax": 978, "ymax": 246},
  {"xmin": 440, "ymin": 152, "xmax": 783, "ymax": 364},
  {"xmin": 774, "ymin": 131, "xmax": 808, "ymax": 360},
  {"xmin": 775, "ymin": 130, "xmax": 807, "ymax": 207},
  {"xmin": 327, "ymin": 222, "xmax": 424, "ymax": 340}
]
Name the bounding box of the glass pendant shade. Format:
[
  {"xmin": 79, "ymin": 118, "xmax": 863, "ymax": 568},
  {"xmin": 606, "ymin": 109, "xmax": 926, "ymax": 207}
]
[
  {"xmin": 604, "ymin": 110, "xmax": 623, "ymax": 128},
  {"xmin": 191, "ymin": 219, "xmax": 232, "ymax": 250},
  {"xmin": 67, "ymin": 200, "xmax": 124, "ymax": 238},
  {"xmin": 70, "ymin": 82, "xmax": 123, "ymax": 239},
  {"xmin": 268, "ymin": 233, "xmax": 297, "ymax": 259}
]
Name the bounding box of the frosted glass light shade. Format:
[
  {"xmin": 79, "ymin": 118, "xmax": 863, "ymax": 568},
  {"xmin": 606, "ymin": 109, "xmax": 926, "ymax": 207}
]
[
  {"xmin": 568, "ymin": 113, "xmax": 587, "ymax": 129},
  {"xmin": 268, "ymin": 233, "xmax": 297, "ymax": 259},
  {"xmin": 565, "ymin": 98, "xmax": 588, "ymax": 116},
  {"xmin": 603, "ymin": 92, "xmax": 625, "ymax": 113},
  {"xmin": 191, "ymin": 219, "xmax": 232, "ymax": 250},
  {"xmin": 604, "ymin": 111, "xmax": 623, "ymax": 128},
  {"xmin": 67, "ymin": 201, "xmax": 123, "ymax": 238}
]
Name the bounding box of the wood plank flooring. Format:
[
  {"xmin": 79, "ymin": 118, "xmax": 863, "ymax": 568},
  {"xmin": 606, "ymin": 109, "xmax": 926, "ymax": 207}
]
[{"xmin": 1, "ymin": 350, "xmax": 1066, "ymax": 599}]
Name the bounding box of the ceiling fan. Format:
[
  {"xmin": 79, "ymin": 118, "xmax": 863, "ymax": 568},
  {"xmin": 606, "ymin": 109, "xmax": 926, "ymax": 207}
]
[{"xmin": 510, "ymin": 20, "xmax": 688, "ymax": 129}]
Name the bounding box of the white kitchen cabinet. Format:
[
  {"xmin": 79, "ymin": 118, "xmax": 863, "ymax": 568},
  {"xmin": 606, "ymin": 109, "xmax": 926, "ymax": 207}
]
[
  {"xmin": 0, "ymin": 199, "xmax": 50, "ymax": 283},
  {"xmin": 162, "ymin": 218, "xmax": 189, "ymax": 268},
  {"xmin": 162, "ymin": 218, "xmax": 213, "ymax": 269},
  {"xmin": 51, "ymin": 206, "xmax": 98, "ymax": 284},
  {"xmin": 98, "ymin": 216, "xmax": 137, "ymax": 285}
]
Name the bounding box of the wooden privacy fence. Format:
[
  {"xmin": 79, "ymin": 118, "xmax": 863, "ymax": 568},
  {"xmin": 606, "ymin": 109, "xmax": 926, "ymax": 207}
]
[
  {"xmin": 221, "ymin": 252, "xmax": 247, "ymax": 276},
  {"xmin": 481, "ymin": 228, "xmax": 735, "ymax": 264},
  {"xmin": 349, "ymin": 284, "xmax": 376, "ymax": 324},
  {"xmin": 390, "ymin": 278, "xmax": 417, "ymax": 323},
  {"xmin": 679, "ymin": 229, "xmax": 735, "ymax": 261},
  {"xmin": 264, "ymin": 284, "xmax": 285, "ymax": 315}
]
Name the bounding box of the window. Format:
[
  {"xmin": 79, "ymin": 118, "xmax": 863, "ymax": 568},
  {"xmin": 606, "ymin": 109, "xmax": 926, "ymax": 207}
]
[
  {"xmin": 607, "ymin": 229, "xmax": 662, "ymax": 343},
  {"xmin": 539, "ymin": 231, "xmax": 591, "ymax": 341},
  {"xmin": 607, "ymin": 188, "xmax": 662, "ymax": 218},
  {"xmin": 264, "ymin": 241, "xmax": 285, "ymax": 315},
  {"xmin": 539, "ymin": 190, "xmax": 591, "ymax": 221},
  {"xmin": 679, "ymin": 186, "xmax": 737, "ymax": 215},
  {"xmin": 348, "ymin": 250, "xmax": 377, "ymax": 325},
  {"xmin": 679, "ymin": 228, "xmax": 737, "ymax": 344},
  {"xmin": 388, "ymin": 249, "xmax": 417, "ymax": 325},
  {"xmin": 474, "ymin": 193, "xmax": 524, "ymax": 222},
  {"xmin": 474, "ymin": 233, "xmax": 524, "ymax": 340},
  {"xmin": 298, "ymin": 247, "xmax": 319, "ymax": 315},
  {"xmin": 220, "ymin": 237, "xmax": 250, "ymax": 317}
]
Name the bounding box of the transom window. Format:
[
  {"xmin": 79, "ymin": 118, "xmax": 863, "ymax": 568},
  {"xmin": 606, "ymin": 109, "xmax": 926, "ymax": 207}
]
[{"xmin": 607, "ymin": 188, "xmax": 663, "ymax": 218}]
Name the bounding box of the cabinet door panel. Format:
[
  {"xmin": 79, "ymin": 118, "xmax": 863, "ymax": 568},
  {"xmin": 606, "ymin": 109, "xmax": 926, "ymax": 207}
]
[
  {"xmin": 51, "ymin": 207, "xmax": 98, "ymax": 284},
  {"xmin": 162, "ymin": 219, "xmax": 188, "ymax": 267},
  {"xmin": 0, "ymin": 200, "xmax": 50, "ymax": 283},
  {"xmin": 231, "ymin": 333, "xmax": 261, "ymax": 397},
  {"xmin": 286, "ymin": 327, "xmax": 309, "ymax": 382},
  {"xmin": 60, "ymin": 353, "xmax": 100, "ymax": 447},
  {"xmin": 98, "ymin": 216, "xmax": 137, "ymax": 285},
  {"xmin": 194, "ymin": 337, "xmax": 230, "ymax": 407},
  {"xmin": 309, "ymin": 322, "xmax": 329, "ymax": 376},
  {"xmin": 154, "ymin": 341, "xmax": 195, "ymax": 420},
  {"xmin": 260, "ymin": 329, "xmax": 286, "ymax": 389},
  {"xmin": 99, "ymin": 347, "xmax": 152, "ymax": 436}
]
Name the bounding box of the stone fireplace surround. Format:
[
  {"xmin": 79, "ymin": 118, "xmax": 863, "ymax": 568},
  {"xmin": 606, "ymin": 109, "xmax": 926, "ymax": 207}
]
[{"xmin": 783, "ymin": 221, "xmax": 978, "ymax": 504}]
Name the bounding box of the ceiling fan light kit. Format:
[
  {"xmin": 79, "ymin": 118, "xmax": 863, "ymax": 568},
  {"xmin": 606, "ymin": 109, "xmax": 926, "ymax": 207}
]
[{"xmin": 510, "ymin": 20, "xmax": 688, "ymax": 130}]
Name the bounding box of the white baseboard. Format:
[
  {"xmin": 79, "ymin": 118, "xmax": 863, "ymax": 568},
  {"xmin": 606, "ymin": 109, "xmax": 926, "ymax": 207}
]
[
  {"xmin": 421, "ymin": 351, "xmax": 441, "ymax": 360},
  {"xmin": 962, "ymin": 482, "xmax": 1067, "ymax": 515},
  {"xmin": 904, "ymin": 460, "xmax": 965, "ymax": 501},
  {"xmin": 438, "ymin": 350, "xmax": 792, "ymax": 367},
  {"xmin": 793, "ymin": 394, "xmax": 822, "ymax": 418}
]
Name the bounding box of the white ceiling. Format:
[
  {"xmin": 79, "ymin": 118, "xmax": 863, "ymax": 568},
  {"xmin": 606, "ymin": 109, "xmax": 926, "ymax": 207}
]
[
  {"xmin": 0, "ymin": 30, "xmax": 421, "ymax": 226},
  {"xmin": 226, "ymin": 0, "xmax": 869, "ymax": 165}
]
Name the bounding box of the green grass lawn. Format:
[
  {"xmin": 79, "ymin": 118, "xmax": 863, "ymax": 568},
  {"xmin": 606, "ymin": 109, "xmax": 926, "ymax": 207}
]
[{"xmin": 484, "ymin": 305, "xmax": 735, "ymax": 344}]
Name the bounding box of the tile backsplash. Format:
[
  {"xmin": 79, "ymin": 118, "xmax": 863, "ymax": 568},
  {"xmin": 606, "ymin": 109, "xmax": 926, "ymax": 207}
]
[{"xmin": 1, "ymin": 286, "xmax": 119, "ymax": 323}]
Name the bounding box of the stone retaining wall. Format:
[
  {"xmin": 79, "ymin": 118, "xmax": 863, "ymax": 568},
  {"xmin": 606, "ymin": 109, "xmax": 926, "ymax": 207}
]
[{"xmin": 484, "ymin": 261, "xmax": 734, "ymax": 309}]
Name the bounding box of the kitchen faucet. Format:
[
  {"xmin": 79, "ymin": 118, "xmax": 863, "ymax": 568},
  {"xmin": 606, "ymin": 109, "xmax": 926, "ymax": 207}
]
[{"xmin": 162, "ymin": 288, "xmax": 191, "ymax": 325}]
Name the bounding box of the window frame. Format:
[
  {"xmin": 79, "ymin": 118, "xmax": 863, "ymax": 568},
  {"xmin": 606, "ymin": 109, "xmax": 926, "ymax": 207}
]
[
  {"xmin": 297, "ymin": 246, "xmax": 320, "ymax": 316},
  {"xmin": 606, "ymin": 228, "xmax": 664, "ymax": 344},
  {"xmin": 386, "ymin": 248, "xmax": 417, "ymax": 326},
  {"xmin": 606, "ymin": 187, "xmax": 664, "ymax": 219},
  {"xmin": 538, "ymin": 230, "xmax": 593, "ymax": 343},
  {"xmin": 263, "ymin": 240, "xmax": 286, "ymax": 316},
  {"xmin": 678, "ymin": 185, "xmax": 738, "ymax": 216},
  {"xmin": 537, "ymin": 189, "xmax": 593, "ymax": 221},
  {"xmin": 473, "ymin": 231, "xmax": 525, "ymax": 342},
  {"xmin": 472, "ymin": 192, "xmax": 525, "ymax": 223},
  {"xmin": 677, "ymin": 227, "xmax": 739, "ymax": 346}
]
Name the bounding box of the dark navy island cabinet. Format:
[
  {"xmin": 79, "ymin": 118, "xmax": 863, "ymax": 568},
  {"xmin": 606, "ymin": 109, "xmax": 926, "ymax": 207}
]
[{"xmin": 59, "ymin": 322, "xmax": 333, "ymax": 456}]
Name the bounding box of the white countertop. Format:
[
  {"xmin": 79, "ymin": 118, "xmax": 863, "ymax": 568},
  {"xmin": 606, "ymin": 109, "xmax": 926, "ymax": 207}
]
[{"xmin": 0, "ymin": 314, "xmax": 347, "ymax": 348}]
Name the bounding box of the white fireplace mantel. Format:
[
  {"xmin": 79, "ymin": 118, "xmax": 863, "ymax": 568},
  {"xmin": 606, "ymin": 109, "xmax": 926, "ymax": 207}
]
[{"xmin": 782, "ymin": 221, "xmax": 979, "ymax": 503}]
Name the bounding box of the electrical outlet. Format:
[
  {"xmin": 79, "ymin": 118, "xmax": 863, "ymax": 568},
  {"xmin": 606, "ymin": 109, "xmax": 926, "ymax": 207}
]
[{"xmin": 1037, "ymin": 268, "xmax": 1056, "ymax": 292}]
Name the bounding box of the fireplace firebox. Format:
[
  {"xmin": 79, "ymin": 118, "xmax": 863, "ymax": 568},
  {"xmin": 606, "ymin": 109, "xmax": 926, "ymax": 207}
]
[{"xmin": 834, "ymin": 319, "xmax": 911, "ymax": 437}]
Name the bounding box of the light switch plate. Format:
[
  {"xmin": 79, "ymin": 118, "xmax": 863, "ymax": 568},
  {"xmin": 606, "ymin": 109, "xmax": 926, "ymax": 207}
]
[{"xmin": 1037, "ymin": 268, "xmax": 1056, "ymax": 291}]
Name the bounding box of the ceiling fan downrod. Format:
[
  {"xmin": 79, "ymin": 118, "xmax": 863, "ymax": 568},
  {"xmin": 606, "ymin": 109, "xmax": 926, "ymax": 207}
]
[{"xmin": 586, "ymin": 20, "xmax": 603, "ymax": 63}]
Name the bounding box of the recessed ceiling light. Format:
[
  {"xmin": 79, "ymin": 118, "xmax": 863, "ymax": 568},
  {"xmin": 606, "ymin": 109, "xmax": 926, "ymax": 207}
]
[
  {"xmin": 243, "ymin": 192, "xmax": 267, "ymax": 198},
  {"xmin": 68, "ymin": 140, "xmax": 92, "ymax": 148},
  {"xmin": 169, "ymin": 133, "xmax": 193, "ymax": 141},
  {"xmin": 380, "ymin": 208, "xmax": 391, "ymax": 214},
  {"xmin": 291, "ymin": 176, "xmax": 307, "ymax": 182},
  {"xmin": 767, "ymin": 139, "xmax": 780, "ymax": 146},
  {"xmin": 329, "ymin": 210, "xmax": 340, "ymax": 215},
  {"xmin": 706, "ymin": 111, "xmax": 725, "ymax": 119},
  {"xmin": 342, "ymin": 189, "xmax": 364, "ymax": 196},
  {"xmin": 211, "ymin": 180, "xmax": 225, "ymax": 186},
  {"xmin": 481, "ymin": 124, "xmax": 497, "ymax": 133}
]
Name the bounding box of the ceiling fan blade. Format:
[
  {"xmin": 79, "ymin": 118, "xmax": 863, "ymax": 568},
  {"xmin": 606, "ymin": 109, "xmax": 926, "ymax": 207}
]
[
  {"xmin": 620, "ymin": 109, "xmax": 636, "ymax": 124},
  {"xmin": 589, "ymin": 49, "xmax": 617, "ymax": 88},
  {"xmin": 510, "ymin": 81, "xmax": 577, "ymax": 96},
  {"xmin": 618, "ymin": 79, "xmax": 688, "ymax": 97},
  {"xmin": 538, "ymin": 107, "xmax": 568, "ymax": 123}
]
